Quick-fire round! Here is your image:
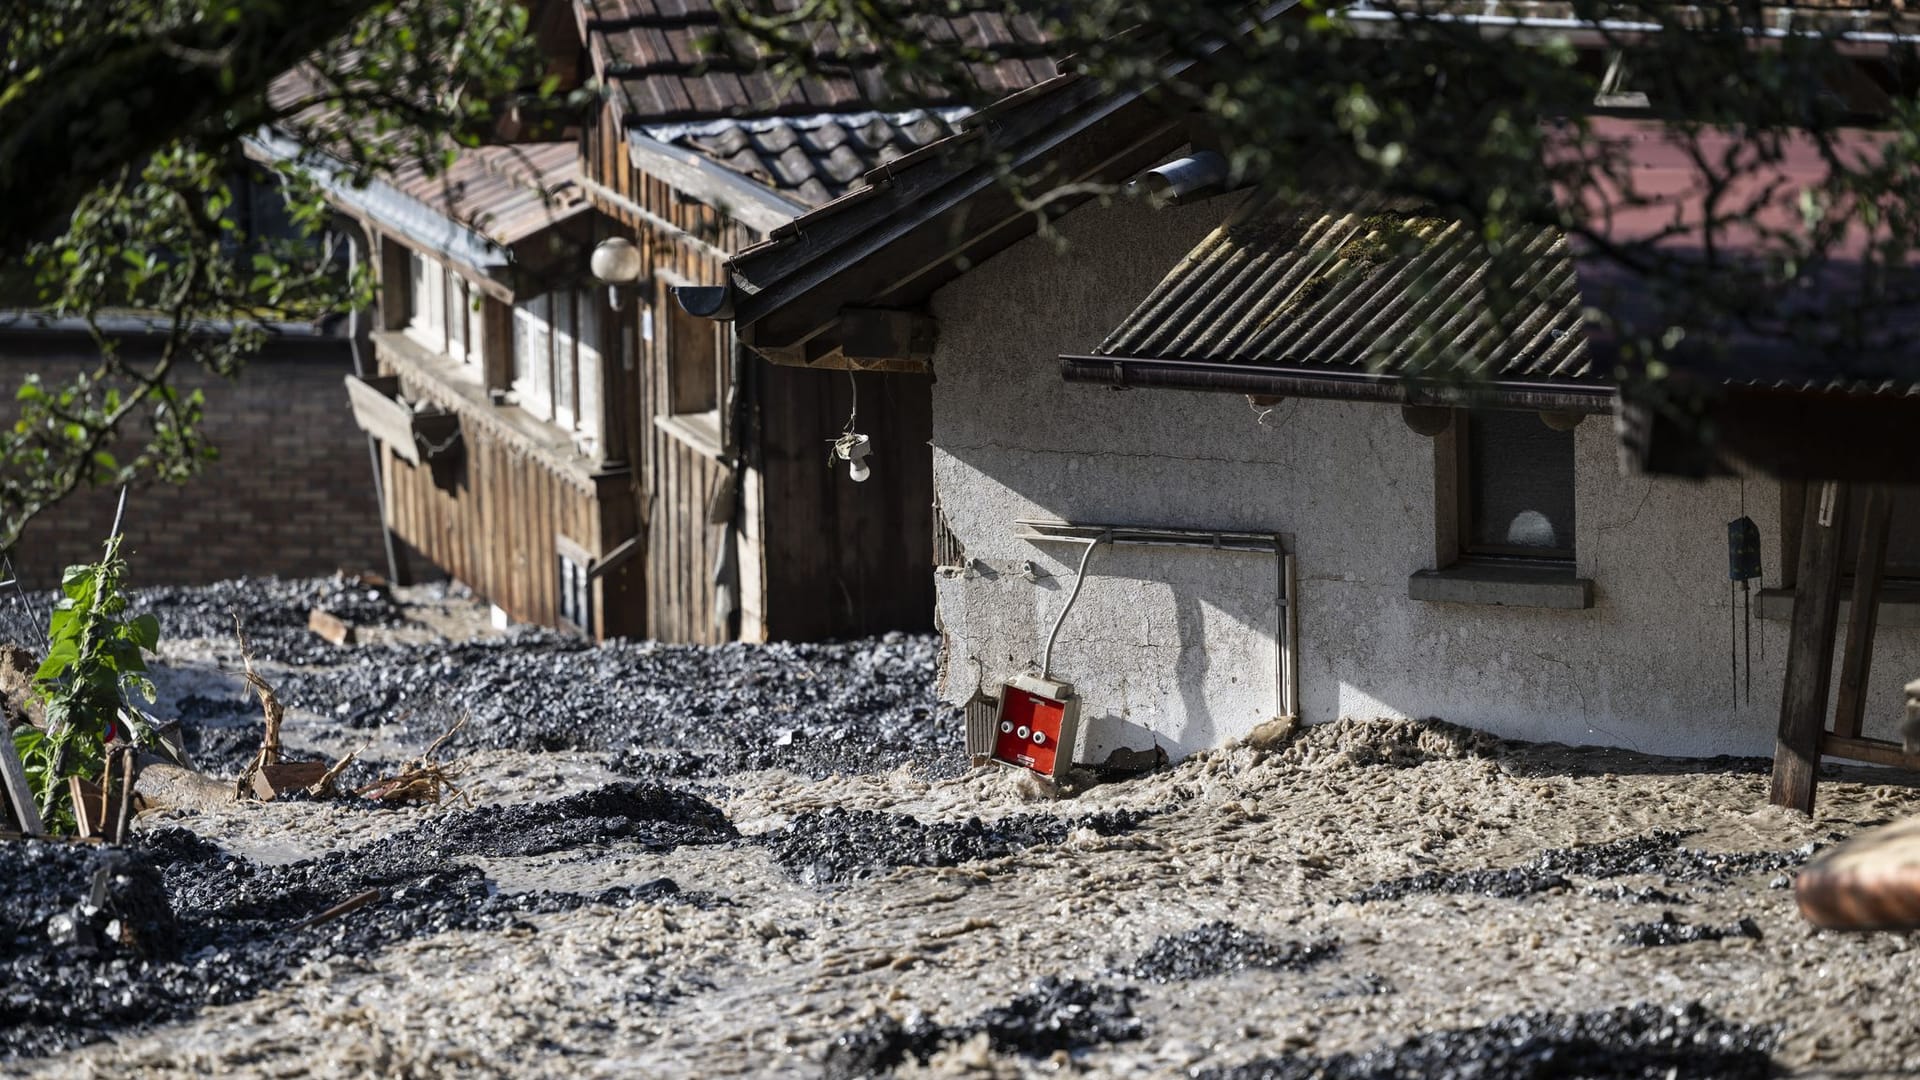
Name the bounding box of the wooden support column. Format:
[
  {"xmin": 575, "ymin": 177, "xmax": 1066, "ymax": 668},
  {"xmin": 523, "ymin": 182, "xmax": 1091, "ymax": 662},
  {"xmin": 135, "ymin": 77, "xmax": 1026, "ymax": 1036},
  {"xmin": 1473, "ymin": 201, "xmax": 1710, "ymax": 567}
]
[
  {"xmin": 1833, "ymin": 485, "xmax": 1892, "ymax": 739},
  {"xmin": 1772, "ymin": 480, "xmax": 1851, "ymax": 813}
]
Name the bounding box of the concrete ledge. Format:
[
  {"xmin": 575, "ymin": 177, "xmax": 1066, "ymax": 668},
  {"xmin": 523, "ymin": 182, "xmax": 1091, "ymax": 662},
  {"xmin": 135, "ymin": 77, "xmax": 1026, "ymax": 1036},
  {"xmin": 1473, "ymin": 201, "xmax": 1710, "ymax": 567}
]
[
  {"xmin": 1756, "ymin": 586, "xmax": 1920, "ymax": 629},
  {"xmin": 1409, "ymin": 562, "xmax": 1594, "ymax": 610}
]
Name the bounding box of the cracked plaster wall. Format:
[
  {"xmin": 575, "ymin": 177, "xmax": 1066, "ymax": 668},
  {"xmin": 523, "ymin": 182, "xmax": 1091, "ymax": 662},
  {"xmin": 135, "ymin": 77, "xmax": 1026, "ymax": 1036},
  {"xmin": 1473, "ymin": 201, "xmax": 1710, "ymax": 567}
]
[{"xmin": 928, "ymin": 195, "xmax": 1920, "ymax": 762}]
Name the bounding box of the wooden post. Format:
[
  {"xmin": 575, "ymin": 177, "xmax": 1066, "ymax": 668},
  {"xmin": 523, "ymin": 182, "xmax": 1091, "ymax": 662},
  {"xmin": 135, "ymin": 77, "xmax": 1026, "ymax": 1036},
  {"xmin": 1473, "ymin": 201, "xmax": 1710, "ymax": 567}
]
[
  {"xmin": 1772, "ymin": 480, "xmax": 1851, "ymax": 813},
  {"xmin": 1834, "ymin": 486, "xmax": 1891, "ymax": 739}
]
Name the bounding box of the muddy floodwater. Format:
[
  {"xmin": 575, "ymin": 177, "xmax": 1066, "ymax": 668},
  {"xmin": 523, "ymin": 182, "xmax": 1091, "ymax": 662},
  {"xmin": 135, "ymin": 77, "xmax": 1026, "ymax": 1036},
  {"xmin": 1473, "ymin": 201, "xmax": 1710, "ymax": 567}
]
[{"xmin": 6, "ymin": 577, "xmax": 1920, "ymax": 1078}]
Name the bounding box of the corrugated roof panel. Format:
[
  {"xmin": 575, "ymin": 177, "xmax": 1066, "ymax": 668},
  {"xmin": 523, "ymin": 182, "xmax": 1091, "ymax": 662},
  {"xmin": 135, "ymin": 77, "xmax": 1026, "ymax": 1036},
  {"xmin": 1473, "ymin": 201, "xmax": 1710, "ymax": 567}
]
[{"xmin": 1098, "ymin": 198, "xmax": 1602, "ymax": 387}]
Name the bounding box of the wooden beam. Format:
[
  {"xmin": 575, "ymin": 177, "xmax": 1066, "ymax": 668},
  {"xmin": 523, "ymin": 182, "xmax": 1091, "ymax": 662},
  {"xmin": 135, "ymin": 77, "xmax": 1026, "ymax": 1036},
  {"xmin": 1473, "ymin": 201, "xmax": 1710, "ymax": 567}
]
[
  {"xmin": 1772, "ymin": 480, "xmax": 1851, "ymax": 813},
  {"xmin": 1623, "ymin": 382, "xmax": 1920, "ymax": 482},
  {"xmin": 1821, "ymin": 733, "xmax": 1920, "ymax": 771},
  {"xmin": 1834, "ymin": 485, "xmax": 1892, "ymax": 739},
  {"xmin": 839, "ymin": 308, "xmax": 937, "ymax": 367}
]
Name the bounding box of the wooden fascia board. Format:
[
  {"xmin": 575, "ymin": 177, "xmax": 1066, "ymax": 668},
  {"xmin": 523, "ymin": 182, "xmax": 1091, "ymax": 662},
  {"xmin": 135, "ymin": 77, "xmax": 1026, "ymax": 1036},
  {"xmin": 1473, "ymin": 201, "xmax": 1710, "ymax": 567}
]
[
  {"xmin": 623, "ymin": 128, "xmax": 805, "ymax": 235},
  {"xmin": 743, "ymin": 96, "xmax": 1186, "ymax": 348}
]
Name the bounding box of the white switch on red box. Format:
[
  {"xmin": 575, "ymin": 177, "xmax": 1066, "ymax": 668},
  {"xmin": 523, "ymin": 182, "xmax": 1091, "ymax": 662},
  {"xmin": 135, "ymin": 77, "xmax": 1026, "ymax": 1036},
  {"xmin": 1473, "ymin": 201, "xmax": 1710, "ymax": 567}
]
[{"xmin": 990, "ymin": 673, "xmax": 1080, "ymax": 782}]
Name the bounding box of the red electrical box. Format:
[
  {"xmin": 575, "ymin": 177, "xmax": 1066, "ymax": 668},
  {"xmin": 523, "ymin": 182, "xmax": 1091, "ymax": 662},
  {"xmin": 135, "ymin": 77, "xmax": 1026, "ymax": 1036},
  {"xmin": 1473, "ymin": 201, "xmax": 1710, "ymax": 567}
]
[{"xmin": 990, "ymin": 674, "xmax": 1080, "ymax": 781}]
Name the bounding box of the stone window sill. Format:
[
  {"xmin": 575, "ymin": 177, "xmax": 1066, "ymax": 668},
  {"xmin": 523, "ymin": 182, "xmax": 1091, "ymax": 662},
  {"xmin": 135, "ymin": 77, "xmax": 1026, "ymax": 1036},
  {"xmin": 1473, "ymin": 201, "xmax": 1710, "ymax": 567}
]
[
  {"xmin": 1755, "ymin": 585, "xmax": 1920, "ymax": 629},
  {"xmin": 1408, "ymin": 560, "xmax": 1595, "ymax": 610}
]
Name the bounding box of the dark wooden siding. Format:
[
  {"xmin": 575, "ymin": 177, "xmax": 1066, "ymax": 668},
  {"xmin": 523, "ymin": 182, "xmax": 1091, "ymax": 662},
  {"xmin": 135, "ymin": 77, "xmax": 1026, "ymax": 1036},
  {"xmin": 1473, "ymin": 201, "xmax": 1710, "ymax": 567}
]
[
  {"xmin": 382, "ymin": 370, "xmax": 643, "ymax": 639},
  {"xmin": 758, "ymin": 365, "xmax": 935, "ymax": 639},
  {"xmin": 588, "ymin": 107, "xmax": 933, "ymax": 643}
]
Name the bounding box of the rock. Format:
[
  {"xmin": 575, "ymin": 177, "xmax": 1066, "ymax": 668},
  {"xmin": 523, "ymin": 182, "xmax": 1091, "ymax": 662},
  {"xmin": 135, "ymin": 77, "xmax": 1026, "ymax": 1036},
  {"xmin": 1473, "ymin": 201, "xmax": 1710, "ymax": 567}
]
[
  {"xmin": 0, "ymin": 642, "xmax": 43, "ymax": 729},
  {"xmin": 1242, "ymin": 715, "xmax": 1298, "ymax": 752}
]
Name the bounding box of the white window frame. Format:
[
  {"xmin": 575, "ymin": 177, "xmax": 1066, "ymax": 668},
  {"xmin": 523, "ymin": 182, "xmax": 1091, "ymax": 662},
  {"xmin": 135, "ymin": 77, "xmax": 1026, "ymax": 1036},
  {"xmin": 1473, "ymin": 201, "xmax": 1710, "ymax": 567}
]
[{"xmin": 405, "ymin": 250, "xmax": 447, "ymax": 354}]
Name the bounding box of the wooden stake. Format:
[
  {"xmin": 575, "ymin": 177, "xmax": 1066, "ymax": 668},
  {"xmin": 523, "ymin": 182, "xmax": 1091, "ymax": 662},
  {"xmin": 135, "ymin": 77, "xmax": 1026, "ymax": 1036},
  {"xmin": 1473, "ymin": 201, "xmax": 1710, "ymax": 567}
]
[
  {"xmin": 0, "ymin": 731, "xmax": 42, "ymax": 836},
  {"xmin": 1834, "ymin": 485, "xmax": 1892, "ymax": 740},
  {"xmin": 1772, "ymin": 481, "xmax": 1850, "ymax": 814}
]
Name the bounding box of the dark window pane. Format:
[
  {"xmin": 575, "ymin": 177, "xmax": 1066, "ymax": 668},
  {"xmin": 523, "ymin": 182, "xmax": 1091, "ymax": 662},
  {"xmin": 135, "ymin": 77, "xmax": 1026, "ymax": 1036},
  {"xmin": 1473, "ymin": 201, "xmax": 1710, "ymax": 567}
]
[{"xmin": 1467, "ymin": 411, "xmax": 1576, "ymax": 556}]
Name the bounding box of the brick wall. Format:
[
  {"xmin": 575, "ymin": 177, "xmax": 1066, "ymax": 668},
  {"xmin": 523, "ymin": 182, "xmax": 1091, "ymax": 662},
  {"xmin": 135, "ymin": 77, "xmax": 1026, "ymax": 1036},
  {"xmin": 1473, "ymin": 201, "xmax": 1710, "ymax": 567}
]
[{"xmin": 0, "ymin": 331, "xmax": 387, "ymax": 589}]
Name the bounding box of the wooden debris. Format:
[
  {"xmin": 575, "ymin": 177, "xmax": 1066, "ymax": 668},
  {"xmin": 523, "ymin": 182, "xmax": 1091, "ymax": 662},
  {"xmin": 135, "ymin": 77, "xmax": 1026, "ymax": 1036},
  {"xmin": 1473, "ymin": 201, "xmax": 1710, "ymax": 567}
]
[
  {"xmin": 252, "ymin": 761, "xmax": 331, "ymax": 803},
  {"xmin": 306, "ymin": 607, "xmax": 356, "ymax": 646},
  {"xmin": 105, "ymin": 746, "xmax": 137, "ymax": 843},
  {"xmin": 306, "ymin": 748, "xmax": 360, "ymax": 799},
  {"xmin": 1797, "ymin": 815, "xmax": 1920, "ymax": 930},
  {"xmin": 68, "ymin": 776, "xmax": 107, "ymax": 838},
  {"xmin": 0, "ymin": 728, "xmax": 42, "ymax": 836},
  {"xmin": 294, "ymin": 888, "xmax": 382, "ymax": 931},
  {"xmin": 356, "ymin": 714, "xmax": 471, "ymax": 806}
]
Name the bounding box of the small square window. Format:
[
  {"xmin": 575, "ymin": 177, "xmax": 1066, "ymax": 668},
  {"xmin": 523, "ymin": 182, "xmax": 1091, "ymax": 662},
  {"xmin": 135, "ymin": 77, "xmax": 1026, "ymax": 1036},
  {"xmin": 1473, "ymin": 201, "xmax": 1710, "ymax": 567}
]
[
  {"xmin": 557, "ymin": 549, "xmax": 592, "ymax": 633},
  {"xmin": 1459, "ymin": 410, "xmax": 1576, "ymax": 560}
]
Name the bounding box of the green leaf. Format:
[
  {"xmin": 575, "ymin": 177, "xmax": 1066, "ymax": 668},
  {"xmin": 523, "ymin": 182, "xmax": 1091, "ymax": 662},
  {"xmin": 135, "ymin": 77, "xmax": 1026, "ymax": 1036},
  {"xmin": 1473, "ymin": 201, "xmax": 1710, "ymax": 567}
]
[
  {"xmin": 33, "ymin": 640, "xmax": 78, "ymax": 682},
  {"xmin": 126, "ymin": 612, "xmax": 160, "ymax": 651}
]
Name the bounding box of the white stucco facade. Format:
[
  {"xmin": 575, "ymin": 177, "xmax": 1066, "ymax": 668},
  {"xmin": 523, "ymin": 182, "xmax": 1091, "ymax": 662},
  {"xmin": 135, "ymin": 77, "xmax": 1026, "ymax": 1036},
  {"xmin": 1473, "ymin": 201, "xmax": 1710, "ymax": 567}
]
[{"xmin": 928, "ymin": 196, "xmax": 1920, "ymax": 762}]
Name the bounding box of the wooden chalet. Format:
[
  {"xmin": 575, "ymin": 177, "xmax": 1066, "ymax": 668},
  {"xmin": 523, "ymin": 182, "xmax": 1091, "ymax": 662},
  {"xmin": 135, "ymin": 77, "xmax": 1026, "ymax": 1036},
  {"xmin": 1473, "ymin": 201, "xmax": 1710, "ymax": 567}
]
[
  {"xmin": 262, "ymin": 1, "xmax": 1060, "ymax": 644},
  {"xmin": 564, "ymin": 0, "xmax": 1056, "ymax": 642}
]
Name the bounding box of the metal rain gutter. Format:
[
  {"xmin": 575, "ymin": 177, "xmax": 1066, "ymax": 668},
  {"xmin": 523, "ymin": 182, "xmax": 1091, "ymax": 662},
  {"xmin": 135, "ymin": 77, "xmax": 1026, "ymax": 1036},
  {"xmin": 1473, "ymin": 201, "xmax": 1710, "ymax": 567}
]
[
  {"xmin": 1060, "ymin": 354, "xmax": 1616, "ymax": 413},
  {"xmin": 243, "ymin": 129, "xmax": 511, "ymax": 273}
]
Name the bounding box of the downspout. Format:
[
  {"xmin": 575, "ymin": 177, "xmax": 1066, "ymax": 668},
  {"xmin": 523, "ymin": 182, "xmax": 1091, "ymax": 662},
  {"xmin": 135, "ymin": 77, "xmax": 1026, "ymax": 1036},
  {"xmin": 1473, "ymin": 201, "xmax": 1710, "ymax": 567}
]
[
  {"xmin": 709, "ymin": 335, "xmax": 752, "ymax": 640},
  {"xmin": 343, "ymin": 226, "xmax": 408, "ymax": 585}
]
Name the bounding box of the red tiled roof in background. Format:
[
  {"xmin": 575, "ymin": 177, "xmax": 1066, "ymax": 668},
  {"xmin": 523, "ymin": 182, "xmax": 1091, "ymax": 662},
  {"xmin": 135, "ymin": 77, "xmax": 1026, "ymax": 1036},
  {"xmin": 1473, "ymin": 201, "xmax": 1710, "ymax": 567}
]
[{"xmin": 577, "ymin": 0, "xmax": 1057, "ymax": 126}]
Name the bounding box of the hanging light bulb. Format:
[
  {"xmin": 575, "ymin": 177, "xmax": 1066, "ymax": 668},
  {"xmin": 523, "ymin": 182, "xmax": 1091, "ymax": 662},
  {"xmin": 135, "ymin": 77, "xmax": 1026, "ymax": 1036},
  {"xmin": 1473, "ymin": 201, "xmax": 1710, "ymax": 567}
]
[{"xmin": 833, "ymin": 432, "xmax": 872, "ymax": 483}]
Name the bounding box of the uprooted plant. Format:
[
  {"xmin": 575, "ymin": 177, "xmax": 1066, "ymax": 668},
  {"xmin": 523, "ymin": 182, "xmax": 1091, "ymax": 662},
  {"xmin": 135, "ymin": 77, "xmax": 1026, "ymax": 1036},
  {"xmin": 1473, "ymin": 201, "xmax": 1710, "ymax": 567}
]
[{"xmin": 10, "ymin": 534, "xmax": 165, "ymax": 832}]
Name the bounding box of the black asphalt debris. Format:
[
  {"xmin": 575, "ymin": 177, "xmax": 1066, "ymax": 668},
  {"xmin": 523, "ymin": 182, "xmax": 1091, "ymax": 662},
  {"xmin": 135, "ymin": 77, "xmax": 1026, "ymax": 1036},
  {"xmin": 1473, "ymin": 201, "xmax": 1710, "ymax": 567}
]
[
  {"xmin": 1, "ymin": 782, "xmax": 736, "ymax": 1059},
  {"xmin": 1618, "ymin": 911, "xmax": 1764, "ymax": 947},
  {"xmin": 265, "ymin": 630, "xmax": 961, "ymax": 781},
  {"xmin": 761, "ymin": 806, "xmax": 1151, "ymax": 885},
  {"xmin": 131, "ymin": 574, "xmax": 405, "ymax": 664},
  {"xmin": 1349, "ymin": 830, "xmax": 1816, "ymax": 903},
  {"xmin": 824, "ymin": 977, "xmax": 1143, "ymax": 1078},
  {"xmin": 1198, "ymin": 1002, "xmax": 1774, "ymax": 1080},
  {"xmin": 1126, "ymin": 921, "xmax": 1338, "ymax": 983}
]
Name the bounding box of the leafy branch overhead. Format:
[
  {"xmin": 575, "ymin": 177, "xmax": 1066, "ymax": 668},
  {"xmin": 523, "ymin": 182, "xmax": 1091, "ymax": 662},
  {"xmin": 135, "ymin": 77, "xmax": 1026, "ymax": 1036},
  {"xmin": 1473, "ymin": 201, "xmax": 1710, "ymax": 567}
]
[
  {"xmin": 719, "ymin": 1, "xmax": 1920, "ymax": 385},
  {"xmin": 0, "ymin": 0, "xmax": 563, "ymax": 552}
]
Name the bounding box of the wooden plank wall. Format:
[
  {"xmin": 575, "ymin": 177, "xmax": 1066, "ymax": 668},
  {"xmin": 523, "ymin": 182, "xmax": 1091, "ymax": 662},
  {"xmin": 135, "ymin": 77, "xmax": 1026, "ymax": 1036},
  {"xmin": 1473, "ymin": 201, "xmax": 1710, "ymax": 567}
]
[
  {"xmin": 587, "ymin": 108, "xmax": 935, "ymax": 643},
  {"xmin": 382, "ymin": 416, "xmax": 604, "ymax": 631},
  {"xmin": 759, "ymin": 364, "xmax": 936, "ymax": 639},
  {"xmin": 590, "ymin": 108, "xmax": 753, "ymax": 644}
]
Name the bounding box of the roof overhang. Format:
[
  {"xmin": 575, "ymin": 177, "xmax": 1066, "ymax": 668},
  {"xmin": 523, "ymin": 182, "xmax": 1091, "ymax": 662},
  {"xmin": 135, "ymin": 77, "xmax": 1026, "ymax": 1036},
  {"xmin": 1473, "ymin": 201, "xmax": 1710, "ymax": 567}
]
[
  {"xmin": 1061, "ymin": 354, "xmax": 1614, "ymax": 413},
  {"xmin": 245, "ymin": 129, "xmax": 514, "ymax": 276}
]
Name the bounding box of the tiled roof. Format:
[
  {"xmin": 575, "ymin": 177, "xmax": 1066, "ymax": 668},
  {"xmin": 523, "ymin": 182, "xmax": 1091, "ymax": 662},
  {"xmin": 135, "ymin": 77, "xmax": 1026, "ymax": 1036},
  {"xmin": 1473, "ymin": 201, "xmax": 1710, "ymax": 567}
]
[
  {"xmin": 579, "ymin": 0, "xmax": 1057, "ymax": 126},
  {"xmin": 380, "ymin": 142, "xmax": 591, "ymax": 249},
  {"xmin": 1097, "ymin": 196, "xmax": 1597, "ymax": 387},
  {"xmin": 641, "ymin": 108, "xmax": 968, "ymax": 208}
]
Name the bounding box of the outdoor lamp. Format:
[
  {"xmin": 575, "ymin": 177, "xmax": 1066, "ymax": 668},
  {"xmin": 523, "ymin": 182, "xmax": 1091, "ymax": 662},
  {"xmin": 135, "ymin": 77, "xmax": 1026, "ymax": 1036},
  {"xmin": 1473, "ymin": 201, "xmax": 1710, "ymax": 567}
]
[
  {"xmin": 590, "ymin": 237, "xmax": 644, "ymax": 309},
  {"xmin": 833, "ymin": 432, "xmax": 872, "ymax": 482}
]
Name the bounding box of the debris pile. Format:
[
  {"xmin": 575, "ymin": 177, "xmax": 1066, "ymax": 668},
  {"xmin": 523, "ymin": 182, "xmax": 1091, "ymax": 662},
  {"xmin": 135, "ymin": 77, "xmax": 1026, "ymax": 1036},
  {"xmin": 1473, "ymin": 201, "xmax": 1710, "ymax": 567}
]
[
  {"xmin": 761, "ymin": 806, "xmax": 1150, "ymax": 884},
  {"xmin": 1126, "ymin": 921, "xmax": 1339, "ymax": 983},
  {"xmin": 1349, "ymin": 830, "xmax": 1816, "ymax": 903},
  {"xmin": 2, "ymin": 780, "xmax": 737, "ymax": 1056},
  {"xmin": 1197, "ymin": 1002, "xmax": 1774, "ymax": 1080},
  {"xmin": 825, "ymin": 977, "xmax": 1143, "ymax": 1078},
  {"xmin": 125, "ymin": 574, "xmax": 404, "ymax": 663},
  {"xmin": 269, "ymin": 631, "xmax": 961, "ymax": 779},
  {"xmin": 1618, "ymin": 911, "xmax": 1765, "ymax": 947}
]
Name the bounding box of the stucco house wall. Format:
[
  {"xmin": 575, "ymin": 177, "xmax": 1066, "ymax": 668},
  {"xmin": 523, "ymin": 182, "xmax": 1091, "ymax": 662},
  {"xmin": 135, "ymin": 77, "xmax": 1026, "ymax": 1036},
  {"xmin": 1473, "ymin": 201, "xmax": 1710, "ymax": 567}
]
[{"xmin": 928, "ymin": 196, "xmax": 1920, "ymax": 762}]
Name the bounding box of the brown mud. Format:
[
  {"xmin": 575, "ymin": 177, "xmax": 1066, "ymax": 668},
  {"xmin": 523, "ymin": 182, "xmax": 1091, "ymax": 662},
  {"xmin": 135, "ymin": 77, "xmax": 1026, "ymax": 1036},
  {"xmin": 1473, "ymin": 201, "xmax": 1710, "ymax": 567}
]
[{"xmin": 4, "ymin": 579, "xmax": 1920, "ymax": 1077}]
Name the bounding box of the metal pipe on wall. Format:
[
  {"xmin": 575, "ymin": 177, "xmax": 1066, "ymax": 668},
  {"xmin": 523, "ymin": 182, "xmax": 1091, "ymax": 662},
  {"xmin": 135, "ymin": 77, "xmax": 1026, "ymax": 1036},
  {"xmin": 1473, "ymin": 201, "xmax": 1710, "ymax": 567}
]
[{"xmin": 1060, "ymin": 354, "xmax": 1615, "ymax": 414}]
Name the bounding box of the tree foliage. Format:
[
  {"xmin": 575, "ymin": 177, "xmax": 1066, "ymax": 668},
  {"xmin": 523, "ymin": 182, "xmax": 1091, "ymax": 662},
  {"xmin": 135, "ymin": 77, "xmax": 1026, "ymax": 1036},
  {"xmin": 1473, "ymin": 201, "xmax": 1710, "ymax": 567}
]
[
  {"xmin": 0, "ymin": 0, "xmax": 558, "ymax": 553},
  {"xmin": 721, "ymin": 1, "xmax": 1920, "ymax": 390}
]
